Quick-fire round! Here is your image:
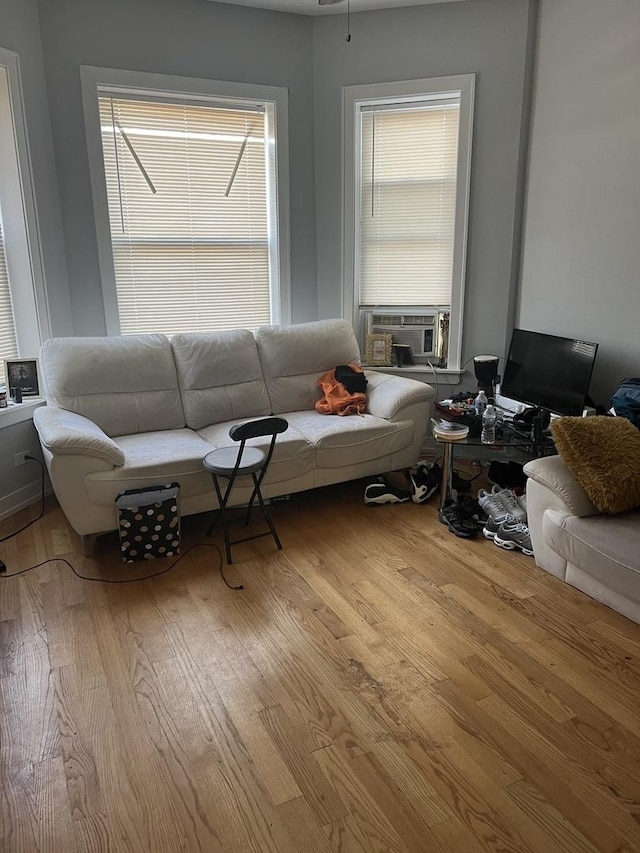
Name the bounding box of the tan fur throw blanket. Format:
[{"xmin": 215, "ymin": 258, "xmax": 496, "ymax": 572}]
[{"xmin": 551, "ymin": 416, "xmax": 640, "ymax": 514}]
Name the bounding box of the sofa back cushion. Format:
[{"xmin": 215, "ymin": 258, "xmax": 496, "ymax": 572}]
[
  {"xmin": 255, "ymin": 319, "xmax": 361, "ymax": 415},
  {"xmin": 171, "ymin": 330, "xmax": 271, "ymax": 429},
  {"xmin": 40, "ymin": 335, "xmax": 185, "ymax": 436}
]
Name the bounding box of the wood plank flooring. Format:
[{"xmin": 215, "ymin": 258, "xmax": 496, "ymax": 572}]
[{"xmin": 2, "ymin": 482, "xmax": 640, "ymax": 852}]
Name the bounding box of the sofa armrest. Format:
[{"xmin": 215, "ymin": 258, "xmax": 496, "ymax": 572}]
[
  {"xmin": 33, "ymin": 406, "xmax": 125, "ymax": 466},
  {"xmin": 523, "ymin": 456, "xmax": 598, "ymax": 518},
  {"xmin": 364, "ymin": 371, "xmax": 434, "ymax": 420},
  {"xmin": 523, "ymin": 455, "xmax": 599, "ymax": 579}
]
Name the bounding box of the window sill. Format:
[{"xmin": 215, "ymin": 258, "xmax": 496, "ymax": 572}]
[
  {"xmin": 0, "ymin": 397, "xmax": 45, "ymax": 428},
  {"xmin": 363, "ymin": 365, "xmax": 464, "ymax": 384}
]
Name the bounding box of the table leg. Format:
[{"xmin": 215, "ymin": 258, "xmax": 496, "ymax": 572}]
[{"xmin": 440, "ymin": 441, "xmax": 453, "ymax": 509}]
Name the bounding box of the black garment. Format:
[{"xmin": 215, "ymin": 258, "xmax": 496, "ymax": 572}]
[{"xmin": 335, "ymin": 364, "xmax": 368, "ymax": 395}]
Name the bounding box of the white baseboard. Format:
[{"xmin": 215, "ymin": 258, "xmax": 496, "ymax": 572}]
[{"xmin": 0, "ymin": 480, "xmax": 52, "ymax": 523}]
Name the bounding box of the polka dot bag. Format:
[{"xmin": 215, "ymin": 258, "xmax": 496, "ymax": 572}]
[{"xmin": 116, "ymin": 483, "xmax": 181, "ymax": 562}]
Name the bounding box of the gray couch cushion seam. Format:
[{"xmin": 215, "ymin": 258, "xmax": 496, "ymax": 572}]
[
  {"xmin": 183, "ymin": 377, "xmax": 264, "ymax": 392},
  {"xmin": 55, "ymin": 388, "xmax": 179, "ymax": 397}
]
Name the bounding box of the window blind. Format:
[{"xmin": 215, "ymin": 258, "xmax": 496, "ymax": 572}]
[
  {"xmin": 0, "ymin": 216, "xmax": 18, "ymax": 362},
  {"xmin": 358, "ymin": 101, "xmax": 460, "ymax": 307},
  {"xmin": 99, "ymin": 96, "xmax": 270, "ymax": 336}
]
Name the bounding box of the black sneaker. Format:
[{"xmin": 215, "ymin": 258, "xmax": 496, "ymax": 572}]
[
  {"xmin": 364, "ymin": 477, "xmax": 411, "ymax": 505},
  {"xmin": 457, "ymin": 496, "xmax": 488, "ymax": 530},
  {"xmin": 438, "ymin": 499, "xmax": 478, "ymax": 538},
  {"xmin": 411, "ymin": 462, "xmax": 441, "ymax": 504}
]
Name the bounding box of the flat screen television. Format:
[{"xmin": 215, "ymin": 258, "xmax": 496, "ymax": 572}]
[{"xmin": 501, "ymin": 329, "xmax": 598, "ymax": 417}]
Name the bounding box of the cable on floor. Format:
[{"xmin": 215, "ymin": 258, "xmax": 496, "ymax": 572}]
[
  {"xmin": 0, "ymin": 457, "xmax": 243, "ymax": 589},
  {"xmin": 0, "ymin": 542, "xmax": 243, "ymax": 590}
]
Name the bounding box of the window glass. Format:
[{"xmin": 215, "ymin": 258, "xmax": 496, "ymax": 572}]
[
  {"xmin": 0, "ymin": 53, "xmax": 46, "ymax": 373},
  {"xmin": 98, "ymin": 95, "xmax": 273, "ymax": 335},
  {"xmin": 358, "ymin": 101, "xmax": 460, "ymax": 307},
  {"xmin": 0, "ymin": 216, "xmax": 18, "ymax": 361}
]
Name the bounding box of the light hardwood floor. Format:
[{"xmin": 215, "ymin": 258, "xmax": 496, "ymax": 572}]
[{"xmin": 2, "ymin": 483, "xmax": 640, "ymax": 852}]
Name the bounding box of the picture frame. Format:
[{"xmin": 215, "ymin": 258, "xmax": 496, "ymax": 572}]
[
  {"xmin": 4, "ymin": 358, "xmax": 40, "ymax": 397},
  {"xmin": 365, "ymin": 333, "xmax": 394, "ymax": 367}
]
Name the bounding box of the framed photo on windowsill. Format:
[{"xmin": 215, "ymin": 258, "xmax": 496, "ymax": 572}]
[
  {"xmin": 365, "ymin": 333, "xmax": 394, "ymax": 367},
  {"xmin": 4, "ymin": 358, "xmax": 40, "ymax": 397}
]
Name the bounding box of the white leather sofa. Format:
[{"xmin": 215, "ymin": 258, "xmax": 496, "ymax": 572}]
[
  {"xmin": 524, "ymin": 456, "xmax": 640, "ymax": 624},
  {"xmin": 34, "ymin": 319, "xmax": 434, "ymax": 545}
]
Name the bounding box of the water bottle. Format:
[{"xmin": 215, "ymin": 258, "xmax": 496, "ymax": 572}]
[
  {"xmin": 474, "ymin": 389, "xmax": 488, "ymax": 417},
  {"xmin": 481, "ymin": 403, "xmax": 497, "ymax": 444}
]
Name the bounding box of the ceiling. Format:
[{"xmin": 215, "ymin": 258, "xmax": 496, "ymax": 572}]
[{"xmin": 206, "ymin": 0, "xmax": 467, "ymax": 18}]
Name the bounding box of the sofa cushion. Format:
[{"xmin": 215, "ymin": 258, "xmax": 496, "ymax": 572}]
[
  {"xmin": 284, "ymin": 410, "xmax": 415, "ymax": 469},
  {"xmin": 40, "ymin": 335, "xmax": 184, "ymax": 437},
  {"xmin": 171, "ymin": 331, "xmax": 271, "ymax": 430},
  {"xmin": 551, "ymin": 416, "xmax": 640, "ymax": 514},
  {"xmin": 84, "ymin": 429, "xmax": 214, "ymax": 507},
  {"xmin": 543, "ymin": 508, "xmax": 640, "ymax": 602},
  {"xmin": 255, "ymin": 319, "xmax": 361, "ymax": 415},
  {"xmin": 197, "ymin": 420, "xmax": 315, "ymax": 484}
]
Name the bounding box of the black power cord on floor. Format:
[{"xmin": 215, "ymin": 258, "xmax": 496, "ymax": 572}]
[
  {"xmin": 0, "ymin": 541, "xmax": 243, "ymax": 590},
  {"xmin": 0, "ymin": 460, "xmax": 243, "ymax": 589}
]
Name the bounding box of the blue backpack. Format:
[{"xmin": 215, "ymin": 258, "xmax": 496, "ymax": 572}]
[{"xmin": 611, "ymin": 378, "xmax": 640, "ymax": 428}]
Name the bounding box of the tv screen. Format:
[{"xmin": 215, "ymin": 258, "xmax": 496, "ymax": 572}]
[{"xmin": 501, "ymin": 329, "xmax": 598, "ymax": 416}]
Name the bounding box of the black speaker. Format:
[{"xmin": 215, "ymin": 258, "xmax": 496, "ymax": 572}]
[
  {"xmin": 473, "ymin": 355, "xmax": 499, "ymax": 396},
  {"xmin": 514, "ymin": 407, "xmax": 551, "ymax": 429}
]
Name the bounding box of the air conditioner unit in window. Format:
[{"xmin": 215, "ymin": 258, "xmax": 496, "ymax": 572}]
[{"xmin": 362, "ymin": 308, "xmax": 444, "ymax": 361}]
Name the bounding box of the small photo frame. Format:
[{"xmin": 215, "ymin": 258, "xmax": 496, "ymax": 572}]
[
  {"xmin": 4, "ymin": 358, "xmax": 40, "ymax": 397},
  {"xmin": 365, "ymin": 333, "xmax": 394, "ymax": 367}
]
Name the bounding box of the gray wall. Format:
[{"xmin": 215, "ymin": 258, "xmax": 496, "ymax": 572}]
[
  {"xmin": 0, "ymin": 0, "xmax": 70, "ymax": 513},
  {"xmin": 518, "ymin": 0, "xmax": 640, "ymax": 406},
  {"xmin": 0, "ymin": 419, "xmax": 46, "ymax": 523},
  {"xmin": 313, "ymin": 0, "xmax": 537, "ymax": 389},
  {"xmin": 0, "ymin": 0, "xmax": 71, "ymax": 339},
  {"xmin": 36, "ymin": 0, "xmax": 318, "ymax": 334}
]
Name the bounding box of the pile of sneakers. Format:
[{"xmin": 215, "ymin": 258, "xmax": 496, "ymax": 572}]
[
  {"xmin": 363, "ymin": 463, "xmax": 533, "ymax": 557},
  {"xmin": 365, "ymin": 460, "xmax": 478, "ymax": 512},
  {"xmin": 363, "ymin": 461, "xmax": 444, "ymax": 506},
  {"xmin": 438, "ymin": 495, "xmax": 487, "ymax": 539},
  {"xmin": 477, "ymin": 485, "xmax": 533, "ymax": 556}
]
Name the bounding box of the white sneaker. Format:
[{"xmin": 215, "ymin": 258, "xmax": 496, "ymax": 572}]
[
  {"xmin": 517, "ymin": 493, "xmax": 527, "ymax": 516},
  {"xmin": 490, "ymin": 486, "xmax": 527, "ymax": 522},
  {"xmin": 477, "ymin": 489, "xmax": 511, "ymax": 522}
]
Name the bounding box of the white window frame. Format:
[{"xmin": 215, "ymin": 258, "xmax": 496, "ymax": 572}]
[
  {"xmin": 342, "ymin": 75, "xmax": 474, "ymax": 371},
  {"xmin": 81, "ymin": 66, "xmax": 291, "ymax": 335},
  {"xmin": 0, "ymin": 47, "xmax": 50, "ymax": 361}
]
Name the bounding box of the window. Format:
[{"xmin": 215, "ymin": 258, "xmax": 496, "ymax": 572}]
[
  {"xmin": 0, "ymin": 49, "xmax": 48, "ymax": 370},
  {"xmin": 343, "ymin": 76, "xmax": 474, "ymax": 370},
  {"xmin": 82, "ymin": 68, "xmax": 290, "ymax": 336},
  {"xmin": 0, "ymin": 218, "xmax": 17, "ymax": 361}
]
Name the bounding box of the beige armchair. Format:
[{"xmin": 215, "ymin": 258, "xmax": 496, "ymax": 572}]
[{"xmin": 524, "ymin": 455, "xmax": 640, "ymax": 624}]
